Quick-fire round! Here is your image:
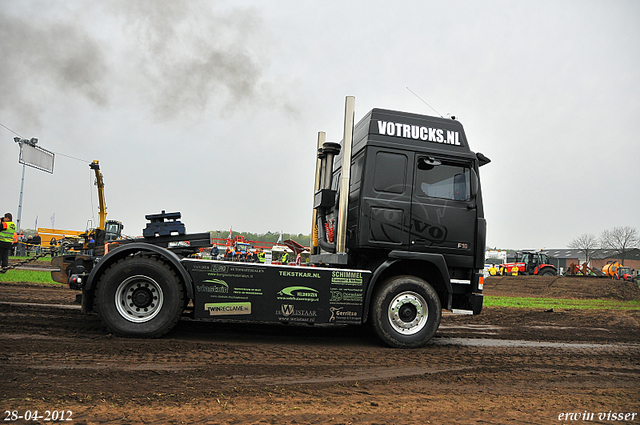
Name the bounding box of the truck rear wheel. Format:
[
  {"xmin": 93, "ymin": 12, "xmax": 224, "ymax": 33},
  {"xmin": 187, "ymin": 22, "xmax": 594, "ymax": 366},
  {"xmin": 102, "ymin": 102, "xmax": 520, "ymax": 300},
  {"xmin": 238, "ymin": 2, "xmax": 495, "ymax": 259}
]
[
  {"xmin": 371, "ymin": 275, "xmax": 441, "ymax": 348},
  {"xmin": 95, "ymin": 255, "xmax": 184, "ymax": 338}
]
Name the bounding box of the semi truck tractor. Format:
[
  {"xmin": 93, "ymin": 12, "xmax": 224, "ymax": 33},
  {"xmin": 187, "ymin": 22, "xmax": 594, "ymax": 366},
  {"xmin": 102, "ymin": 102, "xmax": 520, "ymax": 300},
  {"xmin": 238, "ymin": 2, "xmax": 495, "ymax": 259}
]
[{"xmin": 52, "ymin": 97, "xmax": 490, "ymax": 348}]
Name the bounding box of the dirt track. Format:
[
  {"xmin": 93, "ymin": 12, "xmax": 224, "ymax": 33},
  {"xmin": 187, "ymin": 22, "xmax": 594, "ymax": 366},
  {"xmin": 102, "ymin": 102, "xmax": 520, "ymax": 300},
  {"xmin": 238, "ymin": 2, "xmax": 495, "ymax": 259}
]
[{"xmin": 1, "ymin": 276, "xmax": 639, "ymax": 424}]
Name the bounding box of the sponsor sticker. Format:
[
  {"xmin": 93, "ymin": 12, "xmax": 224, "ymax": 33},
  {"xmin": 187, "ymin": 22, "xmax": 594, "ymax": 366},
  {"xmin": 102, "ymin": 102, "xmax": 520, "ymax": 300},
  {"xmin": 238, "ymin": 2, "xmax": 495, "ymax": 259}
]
[
  {"xmin": 277, "ymin": 286, "xmax": 319, "ymax": 301},
  {"xmin": 197, "ymin": 279, "xmax": 229, "ymax": 294},
  {"xmin": 330, "ymin": 289, "xmax": 363, "ymax": 304},
  {"xmin": 204, "ymin": 302, "xmax": 251, "ymax": 316},
  {"xmin": 276, "ymin": 304, "xmax": 318, "ymax": 323},
  {"xmin": 331, "ymin": 271, "xmax": 364, "ymax": 285},
  {"xmin": 329, "ymin": 307, "xmax": 360, "ymax": 323},
  {"xmin": 279, "ymin": 270, "xmax": 321, "ymax": 279}
]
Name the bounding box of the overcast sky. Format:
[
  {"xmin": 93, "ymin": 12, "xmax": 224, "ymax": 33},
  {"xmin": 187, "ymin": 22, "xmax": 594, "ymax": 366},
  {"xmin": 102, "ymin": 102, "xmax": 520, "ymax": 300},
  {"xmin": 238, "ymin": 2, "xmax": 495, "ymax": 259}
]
[{"xmin": 1, "ymin": 0, "xmax": 639, "ymax": 250}]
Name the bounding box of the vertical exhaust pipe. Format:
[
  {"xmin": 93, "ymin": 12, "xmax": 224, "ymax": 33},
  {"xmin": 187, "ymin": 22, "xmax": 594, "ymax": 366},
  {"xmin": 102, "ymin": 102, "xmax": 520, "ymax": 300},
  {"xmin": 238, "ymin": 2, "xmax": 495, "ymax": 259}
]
[
  {"xmin": 336, "ymin": 96, "xmax": 355, "ymax": 254},
  {"xmin": 311, "ymin": 132, "xmax": 326, "ymax": 255},
  {"xmin": 311, "ymin": 96, "xmax": 354, "ymax": 263},
  {"xmin": 313, "ymin": 139, "xmax": 341, "ymax": 255}
]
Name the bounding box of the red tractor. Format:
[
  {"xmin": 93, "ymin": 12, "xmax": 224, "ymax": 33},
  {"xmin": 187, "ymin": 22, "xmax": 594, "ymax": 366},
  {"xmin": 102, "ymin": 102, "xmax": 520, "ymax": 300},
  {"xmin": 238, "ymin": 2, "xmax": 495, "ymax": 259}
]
[{"xmin": 500, "ymin": 251, "xmax": 557, "ymax": 276}]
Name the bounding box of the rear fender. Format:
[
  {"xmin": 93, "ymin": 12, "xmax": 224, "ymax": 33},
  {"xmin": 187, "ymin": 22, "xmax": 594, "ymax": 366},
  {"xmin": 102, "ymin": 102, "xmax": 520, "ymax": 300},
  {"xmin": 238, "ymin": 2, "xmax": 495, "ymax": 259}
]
[{"xmin": 85, "ymin": 242, "xmax": 194, "ymax": 299}]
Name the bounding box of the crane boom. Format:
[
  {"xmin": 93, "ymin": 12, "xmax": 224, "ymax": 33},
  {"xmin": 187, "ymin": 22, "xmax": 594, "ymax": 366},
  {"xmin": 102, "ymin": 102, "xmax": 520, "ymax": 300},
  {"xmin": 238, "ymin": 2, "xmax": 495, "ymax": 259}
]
[{"xmin": 89, "ymin": 160, "xmax": 107, "ymax": 230}]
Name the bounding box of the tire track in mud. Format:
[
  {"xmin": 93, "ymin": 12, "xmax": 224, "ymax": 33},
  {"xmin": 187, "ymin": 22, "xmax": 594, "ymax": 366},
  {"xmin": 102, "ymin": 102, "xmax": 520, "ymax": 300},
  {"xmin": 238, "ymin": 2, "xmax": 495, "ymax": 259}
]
[
  {"xmin": 1, "ymin": 287, "xmax": 639, "ymax": 389},
  {"xmin": 2, "ymin": 328, "xmax": 638, "ymax": 389}
]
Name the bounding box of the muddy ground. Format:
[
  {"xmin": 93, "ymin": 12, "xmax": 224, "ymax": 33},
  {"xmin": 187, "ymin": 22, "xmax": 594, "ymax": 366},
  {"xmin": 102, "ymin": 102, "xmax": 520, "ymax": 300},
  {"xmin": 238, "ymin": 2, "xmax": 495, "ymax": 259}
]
[{"xmin": 1, "ymin": 274, "xmax": 639, "ymax": 424}]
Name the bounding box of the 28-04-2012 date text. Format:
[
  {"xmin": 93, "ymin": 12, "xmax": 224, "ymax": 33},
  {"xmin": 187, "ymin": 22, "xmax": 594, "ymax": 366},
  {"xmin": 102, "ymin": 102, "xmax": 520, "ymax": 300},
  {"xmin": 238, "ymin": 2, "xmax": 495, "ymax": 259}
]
[{"xmin": 4, "ymin": 410, "xmax": 73, "ymax": 422}]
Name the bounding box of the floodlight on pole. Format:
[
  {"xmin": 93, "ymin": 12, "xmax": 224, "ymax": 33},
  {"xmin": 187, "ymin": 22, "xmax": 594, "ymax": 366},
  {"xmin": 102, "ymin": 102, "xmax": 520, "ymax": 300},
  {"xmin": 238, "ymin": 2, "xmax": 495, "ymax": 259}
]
[{"xmin": 13, "ymin": 137, "xmax": 55, "ymax": 232}]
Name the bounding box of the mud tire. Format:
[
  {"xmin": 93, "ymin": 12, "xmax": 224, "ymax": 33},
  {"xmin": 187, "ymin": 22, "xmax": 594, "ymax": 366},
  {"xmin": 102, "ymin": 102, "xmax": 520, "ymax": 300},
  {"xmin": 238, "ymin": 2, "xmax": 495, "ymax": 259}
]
[
  {"xmin": 539, "ymin": 268, "xmax": 556, "ymax": 277},
  {"xmin": 371, "ymin": 275, "xmax": 441, "ymax": 348},
  {"xmin": 95, "ymin": 255, "xmax": 184, "ymax": 338}
]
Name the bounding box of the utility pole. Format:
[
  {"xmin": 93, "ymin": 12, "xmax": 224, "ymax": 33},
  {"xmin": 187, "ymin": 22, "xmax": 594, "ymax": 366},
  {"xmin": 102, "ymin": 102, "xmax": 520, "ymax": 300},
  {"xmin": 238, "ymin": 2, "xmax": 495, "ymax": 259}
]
[
  {"xmin": 13, "ymin": 138, "xmax": 38, "ymax": 232},
  {"xmin": 17, "ymin": 162, "xmax": 26, "ymax": 232}
]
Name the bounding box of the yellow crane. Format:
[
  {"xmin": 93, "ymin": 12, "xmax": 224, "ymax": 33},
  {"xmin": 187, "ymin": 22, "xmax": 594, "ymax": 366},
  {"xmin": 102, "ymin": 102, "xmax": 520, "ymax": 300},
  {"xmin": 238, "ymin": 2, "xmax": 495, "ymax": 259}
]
[
  {"xmin": 89, "ymin": 160, "xmax": 107, "ymax": 230},
  {"xmin": 51, "ymin": 160, "xmax": 124, "ymax": 283},
  {"xmin": 88, "ymin": 160, "xmax": 123, "ymax": 251}
]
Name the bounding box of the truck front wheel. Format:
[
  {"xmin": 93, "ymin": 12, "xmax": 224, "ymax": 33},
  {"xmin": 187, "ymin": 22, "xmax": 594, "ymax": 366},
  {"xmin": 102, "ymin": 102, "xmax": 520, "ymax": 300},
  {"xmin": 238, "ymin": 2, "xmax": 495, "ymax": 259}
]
[
  {"xmin": 95, "ymin": 255, "xmax": 185, "ymax": 338},
  {"xmin": 371, "ymin": 275, "xmax": 441, "ymax": 348}
]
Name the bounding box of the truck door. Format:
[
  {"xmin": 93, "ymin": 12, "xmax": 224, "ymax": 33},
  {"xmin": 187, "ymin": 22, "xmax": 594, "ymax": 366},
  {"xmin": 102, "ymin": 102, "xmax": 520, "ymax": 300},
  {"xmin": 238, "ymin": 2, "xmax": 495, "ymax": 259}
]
[
  {"xmin": 359, "ymin": 148, "xmax": 411, "ymax": 249},
  {"xmin": 409, "ymin": 156, "xmax": 476, "ymax": 263}
]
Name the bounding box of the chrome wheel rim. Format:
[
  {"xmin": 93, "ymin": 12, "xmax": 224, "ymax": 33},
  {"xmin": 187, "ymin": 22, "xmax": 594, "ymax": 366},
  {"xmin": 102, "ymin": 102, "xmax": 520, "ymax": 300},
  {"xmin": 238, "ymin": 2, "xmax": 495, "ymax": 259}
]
[
  {"xmin": 388, "ymin": 291, "xmax": 428, "ymax": 335},
  {"xmin": 115, "ymin": 275, "xmax": 164, "ymax": 323}
]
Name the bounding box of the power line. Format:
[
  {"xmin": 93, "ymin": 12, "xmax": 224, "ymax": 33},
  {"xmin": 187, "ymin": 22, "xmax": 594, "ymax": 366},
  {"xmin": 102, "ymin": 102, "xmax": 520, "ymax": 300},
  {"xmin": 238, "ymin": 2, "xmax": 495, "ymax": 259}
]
[
  {"xmin": 2, "ymin": 121, "xmax": 91, "ymax": 163},
  {"xmin": 54, "ymin": 151, "xmax": 92, "ymax": 163},
  {"xmin": 0, "ymin": 122, "xmax": 22, "ymax": 137}
]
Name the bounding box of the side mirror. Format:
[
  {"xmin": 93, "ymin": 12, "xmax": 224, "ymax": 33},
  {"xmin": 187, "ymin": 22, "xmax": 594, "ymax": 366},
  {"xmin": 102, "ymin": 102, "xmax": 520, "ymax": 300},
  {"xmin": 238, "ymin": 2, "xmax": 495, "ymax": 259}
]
[
  {"xmin": 418, "ymin": 157, "xmax": 441, "ymax": 170},
  {"xmin": 470, "ymin": 168, "xmax": 479, "ymax": 199},
  {"xmin": 476, "ymin": 152, "xmax": 491, "ymax": 167}
]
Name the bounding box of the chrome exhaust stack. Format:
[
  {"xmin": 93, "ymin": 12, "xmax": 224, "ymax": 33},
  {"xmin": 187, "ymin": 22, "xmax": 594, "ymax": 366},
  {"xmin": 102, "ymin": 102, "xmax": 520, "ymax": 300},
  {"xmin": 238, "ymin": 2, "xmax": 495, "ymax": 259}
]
[
  {"xmin": 311, "ymin": 96, "xmax": 355, "ymax": 264},
  {"xmin": 336, "ymin": 96, "xmax": 355, "ymax": 255}
]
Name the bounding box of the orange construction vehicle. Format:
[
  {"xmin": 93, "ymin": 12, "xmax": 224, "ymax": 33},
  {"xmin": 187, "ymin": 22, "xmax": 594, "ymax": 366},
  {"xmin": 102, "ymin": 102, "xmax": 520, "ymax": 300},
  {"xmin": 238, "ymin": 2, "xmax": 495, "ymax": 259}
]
[{"xmin": 602, "ymin": 261, "xmax": 635, "ymax": 282}]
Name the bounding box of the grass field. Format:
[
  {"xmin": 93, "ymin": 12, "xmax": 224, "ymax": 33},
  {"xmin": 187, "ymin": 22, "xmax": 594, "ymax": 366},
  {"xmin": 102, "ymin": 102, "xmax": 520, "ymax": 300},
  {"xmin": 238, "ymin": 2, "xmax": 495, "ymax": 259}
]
[
  {"xmin": 0, "ymin": 269, "xmax": 59, "ymax": 284},
  {"xmin": 485, "ymin": 295, "xmax": 640, "ymax": 310},
  {"xmin": 1, "ymin": 256, "xmax": 58, "ymax": 284},
  {"xmin": 8, "ymin": 255, "xmax": 52, "ymax": 262}
]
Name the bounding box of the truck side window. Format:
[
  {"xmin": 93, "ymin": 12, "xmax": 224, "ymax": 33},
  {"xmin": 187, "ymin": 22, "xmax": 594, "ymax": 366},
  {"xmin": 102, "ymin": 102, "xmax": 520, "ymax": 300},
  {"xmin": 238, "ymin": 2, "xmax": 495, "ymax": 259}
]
[
  {"xmin": 350, "ymin": 153, "xmax": 365, "ymax": 186},
  {"xmin": 416, "ymin": 160, "xmax": 470, "ymax": 201},
  {"xmin": 373, "ymin": 152, "xmax": 407, "ymax": 194}
]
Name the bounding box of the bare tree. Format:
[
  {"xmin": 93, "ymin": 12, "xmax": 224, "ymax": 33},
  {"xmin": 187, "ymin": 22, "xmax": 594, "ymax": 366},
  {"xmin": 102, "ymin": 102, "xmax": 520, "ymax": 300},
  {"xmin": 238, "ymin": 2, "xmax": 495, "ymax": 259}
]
[
  {"xmin": 599, "ymin": 226, "xmax": 640, "ymax": 265},
  {"xmin": 568, "ymin": 233, "xmax": 598, "ymax": 264}
]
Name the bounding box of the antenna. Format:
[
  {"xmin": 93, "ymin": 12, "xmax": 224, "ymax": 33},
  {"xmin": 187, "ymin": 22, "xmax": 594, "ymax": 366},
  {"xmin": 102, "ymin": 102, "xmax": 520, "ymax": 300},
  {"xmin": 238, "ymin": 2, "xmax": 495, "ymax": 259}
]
[{"xmin": 406, "ymin": 87, "xmax": 443, "ymax": 118}]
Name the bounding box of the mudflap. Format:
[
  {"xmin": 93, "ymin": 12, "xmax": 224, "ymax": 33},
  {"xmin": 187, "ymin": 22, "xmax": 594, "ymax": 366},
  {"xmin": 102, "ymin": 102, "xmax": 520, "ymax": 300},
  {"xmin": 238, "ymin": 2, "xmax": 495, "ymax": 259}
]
[
  {"xmin": 472, "ymin": 293, "xmax": 483, "ymax": 315},
  {"xmin": 81, "ymin": 289, "xmax": 94, "ymax": 313}
]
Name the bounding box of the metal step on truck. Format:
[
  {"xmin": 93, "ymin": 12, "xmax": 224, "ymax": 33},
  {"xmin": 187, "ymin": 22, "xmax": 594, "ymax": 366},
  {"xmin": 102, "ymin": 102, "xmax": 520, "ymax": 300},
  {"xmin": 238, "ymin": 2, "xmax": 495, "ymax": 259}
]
[{"xmin": 52, "ymin": 96, "xmax": 490, "ymax": 348}]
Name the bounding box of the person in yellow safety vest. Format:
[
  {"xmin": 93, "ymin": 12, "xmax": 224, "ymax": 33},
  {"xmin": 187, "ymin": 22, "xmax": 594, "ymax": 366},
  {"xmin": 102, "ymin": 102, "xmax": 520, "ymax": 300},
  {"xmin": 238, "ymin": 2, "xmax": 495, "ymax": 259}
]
[
  {"xmin": 0, "ymin": 213, "xmax": 17, "ymax": 270},
  {"xmin": 257, "ymin": 250, "xmax": 265, "ymax": 263},
  {"xmin": 281, "ymin": 251, "xmax": 289, "ymax": 265},
  {"xmin": 488, "ymin": 264, "xmax": 498, "ymax": 276},
  {"xmin": 511, "ymin": 265, "xmax": 519, "ymax": 276}
]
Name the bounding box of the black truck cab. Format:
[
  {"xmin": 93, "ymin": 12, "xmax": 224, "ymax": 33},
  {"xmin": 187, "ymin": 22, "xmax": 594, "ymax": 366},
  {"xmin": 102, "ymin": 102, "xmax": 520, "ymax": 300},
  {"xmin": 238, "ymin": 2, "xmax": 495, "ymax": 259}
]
[{"xmin": 313, "ymin": 107, "xmax": 489, "ymax": 327}]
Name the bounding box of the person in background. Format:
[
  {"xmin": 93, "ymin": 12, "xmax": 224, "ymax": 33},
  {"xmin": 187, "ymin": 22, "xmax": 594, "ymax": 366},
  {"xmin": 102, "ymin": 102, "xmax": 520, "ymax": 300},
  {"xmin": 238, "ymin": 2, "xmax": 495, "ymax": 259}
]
[
  {"xmin": 50, "ymin": 237, "xmax": 58, "ymax": 257},
  {"xmin": 88, "ymin": 236, "xmax": 95, "ymax": 256},
  {"xmin": 12, "ymin": 230, "xmax": 18, "ymax": 256},
  {"xmin": 26, "ymin": 235, "xmax": 33, "ymax": 256},
  {"xmin": 17, "ymin": 231, "xmax": 26, "ymax": 256},
  {"xmin": 32, "ymin": 233, "xmax": 42, "ymax": 255},
  {"xmin": 0, "ymin": 213, "xmax": 17, "ymax": 270}
]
